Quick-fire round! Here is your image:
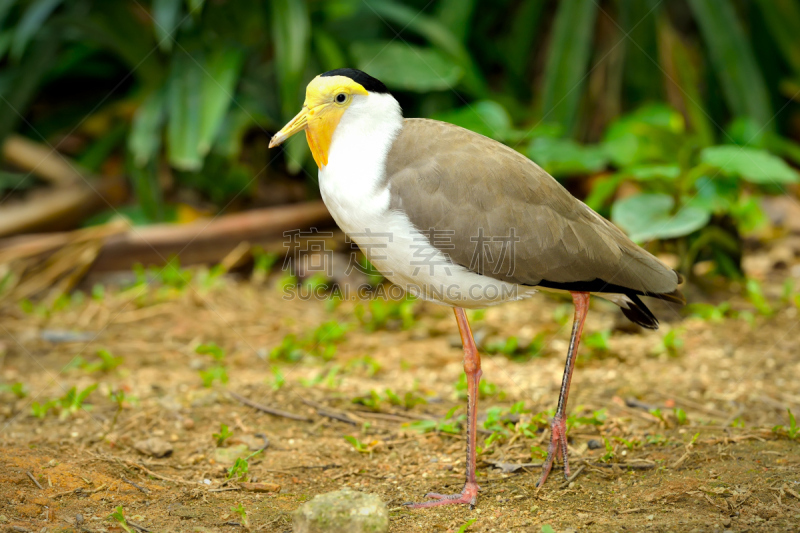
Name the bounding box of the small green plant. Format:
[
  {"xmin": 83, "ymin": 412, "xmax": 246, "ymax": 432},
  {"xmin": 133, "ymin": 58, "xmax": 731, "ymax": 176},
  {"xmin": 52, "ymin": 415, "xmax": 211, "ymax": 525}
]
[
  {"xmin": 745, "ymin": 278, "xmax": 773, "ymax": 316},
  {"xmin": 0, "ymin": 382, "xmax": 28, "ymax": 399},
  {"xmin": 197, "ymin": 343, "xmax": 228, "ymax": 387},
  {"xmin": 599, "ymin": 437, "xmax": 616, "ymax": 462},
  {"xmin": 674, "ymin": 408, "xmax": 689, "ymax": 425},
  {"xmin": 81, "ymin": 349, "xmax": 124, "ymax": 373},
  {"xmin": 57, "ymin": 384, "xmax": 98, "ymax": 419},
  {"xmin": 344, "ymin": 435, "xmax": 370, "ymax": 453},
  {"xmin": 227, "ymin": 449, "xmax": 264, "ymax": 482},
  {"xmin": 230, "ymin": 503, "xmax": 249, "ymax": 529},
  {"xmin": 299, "ymin": 365, "xmax": 342, "ymax": 389},
  {"xmin": 251, "ymin": 247, "xmax": 279, "ymax": 284},
  {"xmin": 345, "ymin": 355, "xmax": 382, "ymax": 376},
  {"xmin": 567, "ymin": 407, "xmax": 608, "ymax": 430},
  {"xmin": 405, "ymin": 407, "xmax": 464, "ymax": 435},
  {"xmin": 584, "ymin": 330, "xmax": 611, "ymax": 356},
  {"xmin": 268, "ymin": 366, "xmax": 285, "ymax": 390},
  {"xmin": 613, "ymin": 435, "xmax": 640, "ymax": 451},
  {"xmin": 484, "ymin": 332, "xmax": 547, "ymax": 361},
  {"xmin": 658, "ymin": 328, "xmax": 685, "ymax": 357},
  {"xmin": 31, "ymin": 400, "xmax": 57, "ymax": 419},
  {"xmin": 456, "ymin": 518, "xmax": 477, "ymax": 533},
  {"xmin": 687, "ymin": 302, "xmax": 734, "ymax": 322},
  {"xmin": 542, "ymin": 525, "xmax": 556, "ymax": 533},
  {"xmin": 354, "ymin": 296, "xmax": 417, "ymax": 331},
  {"xmin": 107, "ymin": 505, "xmax": 134, "ymax": 533},
  {"xmin": 270, "ymin": 334, "xmax": 305, "ymax": 362},
  {"xmin": 213, "ymin": 423, "xmax": 233, "ymax": 446},
  {"xmin": 108, "ymin": 390, "xmax": 128, "ymax": 432},
  {"xmin": 455, "ymin": 374, "xmax": 505, "ymax": 400},
  {"xmin": 773, "ymin": 409, "xmax": 799, "ymax": 440}
]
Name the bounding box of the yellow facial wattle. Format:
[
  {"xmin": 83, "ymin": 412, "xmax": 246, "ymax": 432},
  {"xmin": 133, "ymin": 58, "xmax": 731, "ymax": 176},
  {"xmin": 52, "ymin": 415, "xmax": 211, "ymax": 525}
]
[{"xmin": 269, "ymin": 75, "xmax": 368, "ymax": 168}]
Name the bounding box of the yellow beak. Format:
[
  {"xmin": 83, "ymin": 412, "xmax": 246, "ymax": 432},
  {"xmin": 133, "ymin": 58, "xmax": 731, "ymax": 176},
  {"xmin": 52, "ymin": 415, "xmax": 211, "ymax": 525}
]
[{"xmin": 269, "ymin": 106, "xmax": 309, "ymax": 149}]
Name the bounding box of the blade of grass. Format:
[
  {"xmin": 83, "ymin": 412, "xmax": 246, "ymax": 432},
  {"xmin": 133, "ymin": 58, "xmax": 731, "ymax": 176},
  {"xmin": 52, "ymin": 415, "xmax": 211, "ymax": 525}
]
[
  {"xmin": 540, "ymin": 0, "xmax": 598, "ymax": 136},
  {"xmin": 152, "ymin": 0, "xmax": 182, "ymax": 52},
  {"xmin": 166, "ymin": 51, "xmax": 203, "ymax": 171},
  {"xmin": 688, "ymin": 0, "xmax": 772, "ymax": 129},
  {"xmin": 129, "ymin": 87, "xmax": 166, "ymax": 167},
  {"xmin": 10, "ymin": 0, "xmax": 62, "ymax": 61},
  {"xmin": 271, "ymin": 0, "xmax": 310, "ymax": 174},
  {"xmin": 198, "ymin": 47, "xmax": 245, "ymax": 156}
]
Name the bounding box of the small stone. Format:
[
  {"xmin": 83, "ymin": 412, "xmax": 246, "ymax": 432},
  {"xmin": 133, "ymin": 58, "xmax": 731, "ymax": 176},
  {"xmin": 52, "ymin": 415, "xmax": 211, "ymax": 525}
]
[
  {"xmin": 134, "ymin": 437, "xmax": 173, "ymax": 458},
  {"xmin": 721, "ymin": 518, "xmax": 731, "ymax": 527},
  {"xmin": 293, "ymin": 488, "xmax": 388, "ymax": 533},
  {"xmin": 587, "ymin": 439, "xmax": 603, "ymax": 450},
  {"xmin": 76, "ymin": 514, "xmax": 84, "ymax": 525}
]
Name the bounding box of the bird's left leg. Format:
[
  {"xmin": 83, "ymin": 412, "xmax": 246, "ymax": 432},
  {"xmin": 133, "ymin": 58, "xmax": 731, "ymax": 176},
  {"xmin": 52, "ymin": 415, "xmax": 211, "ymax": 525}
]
[
  {"xmin": 405, "ymin": 307, "xmax": 481, "ymax": 509},
  {"xmin": 537, "ymin": 291, "xmax": 590, "ymax": 488}
]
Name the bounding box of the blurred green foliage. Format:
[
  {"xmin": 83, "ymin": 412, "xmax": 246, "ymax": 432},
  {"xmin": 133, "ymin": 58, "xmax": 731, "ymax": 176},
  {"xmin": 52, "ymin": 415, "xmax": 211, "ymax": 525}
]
[{"xmin": 2, "ymin": 0, "xmax": 800, "ymax": 276}]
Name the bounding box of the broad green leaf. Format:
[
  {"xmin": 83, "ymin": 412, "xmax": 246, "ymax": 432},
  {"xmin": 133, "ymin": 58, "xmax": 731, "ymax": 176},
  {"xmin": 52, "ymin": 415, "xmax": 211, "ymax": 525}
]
[
  {"xmin": 166, "ymin": 52, "xmax": 203, "ymax": 171},
  {"xmin": 313, "ymin": 30, "xmax": 346, "ymax": 72},
  {"xmin": 152, "ymin": 0, "xmax": 182, "ymax": 52},
  {"xmin": 436, "ymin": 0, "xmax": 475, "ymax": 42},
  {"xmin": 540, "ymin": 0, "xmax": 598, "ymax": 135},
  {"xmin": 129, "ymin": 88, "xmax": 166, "ymax": 167},
  {"xmin": 688, "ymin": 0, "xmax": 772, "ymax": 129},
  {"xmin": 432, "ymin": 100, "xmax": 512, "ymax": 141},
  {"xmin": 755, "ymin": 0, "xmax": 800, "ymax": 75},
  {"xmin": 198, "ymin": 47, "xmax": 245, "ymax": 156},
  {"xmin": 528, "ymin": 137, "xmax": 608, "ymax": 177},
  {"xmin": 700, "ymin": 146, "xmax": 800, "ymax": 184},
  {"xmin": 498, "ymin": 0, "xmax": 545, "ymax": 80},
  {"xmin": 603, "ymin": 104, "xmax": 684, "ymax": 166},
  {"xmin": 0, "ymin": 0, "xmax": 18, "ymax": 31},
  {"xmin": 350, "ymin": 41, "xmax": 462, "ymax": 92},
  {"xmin": 369, "ymin": 0, "xmax": 486, "ymax": 96},
  {"xmin": 612, "ymin": 193, "xmax": 710, "ymax": 241},
  {"xmin": 623, "ymin": 164, "xmax": 681, "ymax": 181},
  {"xmin": 272, "ymin": 0, "xmax": 310, "ymax": 173},
  {"xmin": 10, "ymin": 0, "xmax": 62, "ymax": 61}
]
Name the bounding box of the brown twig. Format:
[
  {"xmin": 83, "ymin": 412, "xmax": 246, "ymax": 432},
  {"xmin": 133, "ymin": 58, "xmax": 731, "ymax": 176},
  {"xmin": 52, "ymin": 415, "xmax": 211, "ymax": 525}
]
[
  {"xmin": 229, "ymin": 391, "xmax": 311, "ymax": 422},
  {"xmin": 123, "ymin": 460, "xmax": 200, "ymax": 486},
  {"xmin": 559, "ymin": 464, "xmax": 586, "ymax": 489},
  {"xmin": 121, "ymin": 475, "xmax": 151, "ymax": 494},
  {"xmin": 26, "ymin": 471, "xmax": 43, "ymax": 490}
]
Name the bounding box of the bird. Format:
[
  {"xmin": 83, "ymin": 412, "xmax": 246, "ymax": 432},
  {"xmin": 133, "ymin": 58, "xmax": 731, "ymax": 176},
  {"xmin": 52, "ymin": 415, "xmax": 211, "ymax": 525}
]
[{"xmin": 269, "ymin": 68, "xmax": 685, "ymax": 509}]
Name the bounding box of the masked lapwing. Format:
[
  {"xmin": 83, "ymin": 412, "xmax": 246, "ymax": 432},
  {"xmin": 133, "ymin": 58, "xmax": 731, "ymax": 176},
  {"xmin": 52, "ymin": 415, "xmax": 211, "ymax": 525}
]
[{"xmin": 270, "ymin": 68, "xmax": 685, "ymax": 509}]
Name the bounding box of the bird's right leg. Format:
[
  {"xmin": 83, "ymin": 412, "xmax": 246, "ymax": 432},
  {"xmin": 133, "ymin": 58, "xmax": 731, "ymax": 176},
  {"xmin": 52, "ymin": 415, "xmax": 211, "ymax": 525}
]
[
  {"xmin": 405, "ymin": 307, "xmax": 481, "ymax": 509},
  {"xmin": 537, "ymin": 291, "xmax": 590, "ymax": 488}
]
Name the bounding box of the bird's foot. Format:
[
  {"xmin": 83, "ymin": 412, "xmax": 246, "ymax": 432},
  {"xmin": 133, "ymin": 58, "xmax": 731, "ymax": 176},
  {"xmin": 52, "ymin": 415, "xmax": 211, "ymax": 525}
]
[
  {"xmin": 536, "ymin": 414, "xmax": 569, "ymax": 488},
  {"xmin": 403, "ymin": 481, "xmax": 480, "ymax": 509}
]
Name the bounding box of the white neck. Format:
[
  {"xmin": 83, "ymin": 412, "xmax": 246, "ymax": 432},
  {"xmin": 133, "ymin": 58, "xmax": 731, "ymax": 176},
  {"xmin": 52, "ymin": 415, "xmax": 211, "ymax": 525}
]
[{"xmin": 321, "ymin": 92, "xmax": 403, "ymax": 191}]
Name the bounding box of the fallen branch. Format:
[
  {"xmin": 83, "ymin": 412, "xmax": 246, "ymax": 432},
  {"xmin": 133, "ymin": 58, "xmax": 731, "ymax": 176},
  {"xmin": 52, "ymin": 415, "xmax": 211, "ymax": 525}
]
[{"xmin": 229, "ymin": 391, "xmax": 311, "ymax": 422}]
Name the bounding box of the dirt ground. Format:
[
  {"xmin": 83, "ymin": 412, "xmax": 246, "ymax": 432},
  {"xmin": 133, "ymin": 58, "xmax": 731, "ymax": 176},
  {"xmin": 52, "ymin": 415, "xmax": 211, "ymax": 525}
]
[{"xmin": 2, "ymin": 255, "xmax": 800, "ymax": 532}]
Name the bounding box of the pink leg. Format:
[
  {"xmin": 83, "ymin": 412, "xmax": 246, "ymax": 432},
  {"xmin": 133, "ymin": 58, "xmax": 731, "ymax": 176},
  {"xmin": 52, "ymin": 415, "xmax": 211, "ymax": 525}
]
[
  {"xmin": 537, "ymin": 292, "xmax": 590, "ymax": 488},
  {"xmin": 405, "ymin": 308, "xmax": 482, "ymax": 509}
]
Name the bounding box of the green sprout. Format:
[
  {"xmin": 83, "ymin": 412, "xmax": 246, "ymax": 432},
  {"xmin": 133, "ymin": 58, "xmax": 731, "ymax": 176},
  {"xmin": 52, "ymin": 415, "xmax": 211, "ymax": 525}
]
[
  {"xmin": 772, "ymin": 409, "xmax": 799, "ymax": 440},
  {"xmin": 344, "ymin": 435, "xmax": 370, "ymax": 453},
  {"xmin": 213, "ymin": 423, "xmax": 233, "ymax": 446},
  {"xmin": 81, "ymin": 349, "xmax": 124, "ymax": 373},
  {"xmin": 230, "ymin": 503, "xmax": 249, "ymax": 528},
  {"xmin": 107, "ymin": 506, "xmax": 134, "ymax": 533}
]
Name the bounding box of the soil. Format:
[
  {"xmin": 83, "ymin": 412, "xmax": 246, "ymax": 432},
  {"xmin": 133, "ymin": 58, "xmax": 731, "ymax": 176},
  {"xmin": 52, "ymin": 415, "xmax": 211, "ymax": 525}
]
[{"xmin": 1, "ymin": 264, "xmax": 800, "ymax": 532}]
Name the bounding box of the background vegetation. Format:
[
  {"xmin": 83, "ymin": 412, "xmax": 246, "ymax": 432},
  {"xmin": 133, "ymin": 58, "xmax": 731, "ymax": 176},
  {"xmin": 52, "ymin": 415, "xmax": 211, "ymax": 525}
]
[{"xmin": 2, "ymin": 0, "xmax": 800, "ymax": 277}]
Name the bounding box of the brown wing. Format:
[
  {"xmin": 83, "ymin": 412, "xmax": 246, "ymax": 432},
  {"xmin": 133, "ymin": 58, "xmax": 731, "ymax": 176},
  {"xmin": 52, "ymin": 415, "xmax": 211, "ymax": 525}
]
[{"xmin": 384, "ymin": 118, "xmax": 680, "ymax": 297}]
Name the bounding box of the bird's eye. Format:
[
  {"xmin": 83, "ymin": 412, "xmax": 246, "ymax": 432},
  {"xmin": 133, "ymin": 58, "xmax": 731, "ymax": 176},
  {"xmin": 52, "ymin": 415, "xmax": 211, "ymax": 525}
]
[{"xmin": 335, "ymin": 93, "xmax": 347, "ymax": 104}]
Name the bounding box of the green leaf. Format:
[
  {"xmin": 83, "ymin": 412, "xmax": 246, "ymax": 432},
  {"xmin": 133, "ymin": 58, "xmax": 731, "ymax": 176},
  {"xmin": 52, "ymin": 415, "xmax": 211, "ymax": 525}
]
[
  {"xmin": 688, "ymin": 0, "xmax": 772, "ymax": 129},
  {"xmin": 350, "ymin": 41, "xmax": 463, "ymax": 92},
  {"xmin": 198, "ymin": 48, "xmax": 245, "ymax": 156},
  {"xmin": 603, "ymin": 104, "xmax": 684, "ymax": 166},
  {"xmin": 271, "ymin": 0, "xmax": 310, "ymax": 173},
  {"xmin": 623, "ymin": 164, "xmax": 681, "ymax": 181},
  {"xmin": 528, "ymin": 137, "xmax": 608, "ymax": 177},
  {"xmin": 700, "ymin": 146, "xmax": 800, "ymax": 184},
  {"xmin": 369, "ymin": 0, "xmax": 486, "ymax": 96},
  {"xmin": 129, "ymin": 88, "xmax": 166, "ymax": 167},
  {"xmin": 166, "ymin": 52, "xmax": 203, "ymax": 171},
  {"xmin": 611, "ymin": 193, "xmax": 710, "ymax": 242},
  {"xmin": 152, "ymin": 0, "xmax": 182, "ymax": 52},
  {"xmin": 10, "ymin": 0, "xmax": 62, "ymax": 61},
  {"xmin": 540, "ymin": 0, "xmax": 598, "ymax": 135},
  {"xmin": 431, "ymin": 100, "xmax": 512, "ymax": 141}
]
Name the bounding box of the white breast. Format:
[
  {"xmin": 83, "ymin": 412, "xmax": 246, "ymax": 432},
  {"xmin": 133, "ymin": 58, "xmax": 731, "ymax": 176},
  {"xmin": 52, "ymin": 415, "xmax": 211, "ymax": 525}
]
[{"xmin": 319, "ymin": 93, "xmax": 534, "ymax": 308}]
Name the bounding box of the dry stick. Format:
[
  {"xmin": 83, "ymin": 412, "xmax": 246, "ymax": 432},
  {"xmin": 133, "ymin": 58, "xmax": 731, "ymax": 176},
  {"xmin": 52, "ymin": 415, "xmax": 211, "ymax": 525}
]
[
  {"xmin": 559, "ymin": 464, "xmax": 586, "ymax": 489},
  {"xmin": 126, "ymin": 520, "xmax": 151, "ymax": 533},
  {"xmin": 123, "ymin": 461, "xmax": 199, "ymax": 486},
  {"xmin": 229, "ymin": 391, "xmax": 311, "ymax": 422},
  {"xmin": 121, "ymin": 475, "xmax": 151, "ymax": 494},
  {"xmin": 26, "ymin": 471, "xmax": 43, "ymax": 490}
]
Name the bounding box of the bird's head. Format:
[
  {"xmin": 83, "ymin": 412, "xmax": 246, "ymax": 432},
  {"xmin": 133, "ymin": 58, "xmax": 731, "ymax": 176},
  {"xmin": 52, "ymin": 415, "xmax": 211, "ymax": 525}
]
[{"xmin": 269, "ymin": 68, "xmax": 390, "ymax": 168}]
